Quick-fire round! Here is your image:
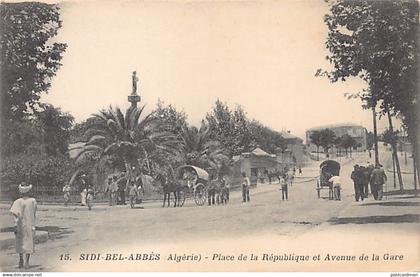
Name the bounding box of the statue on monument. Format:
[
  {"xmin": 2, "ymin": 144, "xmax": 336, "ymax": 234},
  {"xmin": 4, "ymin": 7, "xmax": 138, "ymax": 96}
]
[
  {"xmin": 132, "ymin": 71, "xmax": 139, "ymax": 95},
  {"xmin": 128, "ymin": 70, "xmax": 141, "ymax": 108}
]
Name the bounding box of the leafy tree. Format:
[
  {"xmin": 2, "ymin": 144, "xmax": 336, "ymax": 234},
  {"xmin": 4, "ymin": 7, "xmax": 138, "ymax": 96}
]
[
  {"xmin": 340, "ymin": 134, "xmax": 356, "ymax": 157},
  {"xmin": 151, "ymin": 99, "xmax": 188, "ymax": 137},
  {"xmin": 0, "ymin": 2, "xmax": 67, "ymax": 122},
  {"xmin": 248, "ymin": 120, "xmax": 286, "ymax": 154},
  {"xmin": 206, "ymin": 100, "xmax": 259, "ymax": 156},
  {"xmin": 309, "ymin": 130, "xmax": 322, "ymax": 160},
  {"xmin": 319, "ymin": 128, "xmax": 336, "ymax": 156},
  {"xmin": 35, "ymin": 104, "xmax": 74, "ymax": 156},
  {"xmin": 317, "ymin": 0, "xmax": 419, "ymax": 184}
]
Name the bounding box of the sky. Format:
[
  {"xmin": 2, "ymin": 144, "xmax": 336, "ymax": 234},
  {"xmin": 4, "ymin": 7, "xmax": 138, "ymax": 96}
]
[{"xmin": 42, "ymin": 0, "xmax": 391, "ymax": 139}]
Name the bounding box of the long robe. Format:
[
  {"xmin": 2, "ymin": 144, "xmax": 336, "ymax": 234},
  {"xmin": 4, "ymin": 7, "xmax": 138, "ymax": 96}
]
[{"xmin": 10, "ymin": 197, "xmax": 37, "ymax": 254}]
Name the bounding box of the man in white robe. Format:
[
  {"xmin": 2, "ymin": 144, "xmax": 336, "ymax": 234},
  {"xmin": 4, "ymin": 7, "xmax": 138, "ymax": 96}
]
[{"xmin": 10, "ymin": 183, "xmax": 37, "ymax": 269}]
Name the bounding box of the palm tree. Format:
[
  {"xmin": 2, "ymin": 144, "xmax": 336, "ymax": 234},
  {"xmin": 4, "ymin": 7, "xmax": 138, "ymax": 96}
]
[
  {"xmin": 180, "ymin": 122, "xmax": 229, "ymax": 174},
  {"xmin": 69, "ymin": 106, "xmax": 180, "ymax": 185}
]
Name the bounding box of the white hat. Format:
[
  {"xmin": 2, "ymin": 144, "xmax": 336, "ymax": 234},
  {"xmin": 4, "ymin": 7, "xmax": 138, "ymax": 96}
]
[{"xmin": 19, "ymin": 184, "xmax": 32, "ymax": 194}]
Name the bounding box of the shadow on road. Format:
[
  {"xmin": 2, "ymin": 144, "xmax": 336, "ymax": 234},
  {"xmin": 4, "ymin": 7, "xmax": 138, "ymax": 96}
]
[
  {"xmin": 328, "ymin": 214, "xmax": 420, "ymax": 225},
  {"xmin": 384, "ymin": 189, "xmax": 419, "ymax": 196},
  {"xmin": 36, "ymin": 226, "xmax": 74, "ymax": 240},
  {"xmin": 361, "ymin": 202, "xmax": 419, "ymax": 207}
]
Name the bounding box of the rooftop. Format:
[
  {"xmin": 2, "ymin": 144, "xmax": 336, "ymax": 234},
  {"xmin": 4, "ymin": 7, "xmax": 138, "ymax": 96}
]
[
  {"xmin": 281, "ymin": 131, "xmax": 303, "ymax": 141},
  {"xmin": 306, "ymin": 123, "xmax": 366, "ymax": 132}
]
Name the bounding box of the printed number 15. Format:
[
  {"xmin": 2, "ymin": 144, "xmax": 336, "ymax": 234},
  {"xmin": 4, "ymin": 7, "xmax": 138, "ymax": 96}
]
[{"xmin": 60, "ymin": 254, "xmax": 71, "ymax": 261}]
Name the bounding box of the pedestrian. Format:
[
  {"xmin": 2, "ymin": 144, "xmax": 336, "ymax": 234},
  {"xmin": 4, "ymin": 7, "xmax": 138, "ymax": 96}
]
[
  {"xmin": 298, "ymin": 166, "xmax": 302, "ymax": 176},
  {"xmin": 370, "ymin": 164, "xmax": 387, "ymax": 200},
  {"xmin": 207, "ymin": 175, "xmax": 216, "ymax": 206},
  {"xmin": 10, "ymin": 183, "xmax": 37, "ymax": 269},
  {"xmin": 224, "ymin": 177, "xmax": 230, "ymax": 203},
  {"xmin": 288, "ymin": 169, "xmax": 295, "ymax": 186},
  {"xmin": 80, "ymin": 174, "xmax": 88, "ymax": 206},
  {"xmin": 62, "ymin": 183, "xmax": 71, "ymax": 206},
  {"xmin": 359, "ymin": 165, "xmax": 370, "ymax": 198},
  {"xmin": 105, "ymin": 177, "xmax": 113, "ymax": 206},
  {"xmin": 241, "ymin": 172, "xmax": 250, "ymax": 202},
  {"xmin": 366, "ymin": 162, "xmax": 374, "ymax": 197},
  {"xmin": 86, "ymin": 185, "xmax": 94, "ymax": 210},
  {"xmin": 136, "ymin": 174, "xmax": 144, "ymax": 204},
  {"xmin": 110, "ymin": 176, "xmax": 119, "ymax": 206},
  {"xmin": 350, "ymin": 165, "xmax": 364, "ymax": 201},
  {"xmin": 280, "ymin": 173, "xmax": 288, "ymax": 200},
  {"xmin": 329, "ymin": 175, "xmax": 341, "ymax": 201},
  {"xmin": 128, "ymin": 183, "xmax": 139, "ymax": 208}
]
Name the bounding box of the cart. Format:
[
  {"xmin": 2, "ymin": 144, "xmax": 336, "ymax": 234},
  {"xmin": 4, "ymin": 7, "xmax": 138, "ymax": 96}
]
[
  {"xmin": 176, "ymin": 165, "xmax": 209, "ymax": 206},
  {"xmin": 316, "ymin": 160, "xmax": 340, "ymax": 199}
]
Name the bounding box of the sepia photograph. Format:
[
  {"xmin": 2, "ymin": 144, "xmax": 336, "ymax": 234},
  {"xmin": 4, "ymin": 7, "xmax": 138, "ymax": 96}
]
[{"xmin": 0, "ymin": 0, "xmax": 419, "ymax": 273}]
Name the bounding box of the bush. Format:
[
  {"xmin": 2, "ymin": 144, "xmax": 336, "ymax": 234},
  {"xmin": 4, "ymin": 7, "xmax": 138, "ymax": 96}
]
[{"xmin": 0, "ymin": 154, "xmax": 75, "ymax": 198}]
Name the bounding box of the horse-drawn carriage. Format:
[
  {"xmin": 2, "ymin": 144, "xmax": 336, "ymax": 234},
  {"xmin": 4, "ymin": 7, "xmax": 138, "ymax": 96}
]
[
  {"xmin": 175, "ymin": 165, "xmax": 209, "ymax": 206},
  {"xmin": 316, "ymin": 160, "xmax": 340, "ymax": 199},
  {"xmin": 161, "ymin": 165, "xmax": 210, "ymax": 207}
]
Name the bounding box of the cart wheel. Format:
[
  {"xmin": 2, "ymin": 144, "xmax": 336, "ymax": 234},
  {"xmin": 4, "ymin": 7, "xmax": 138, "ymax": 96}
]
[
  {"xmin": 194, "ymin": 183, "xmax": 207, "ymax": 206},
  {"xmin": 179, "ymin": 189, "xmax": 186, "ymax": 207}
]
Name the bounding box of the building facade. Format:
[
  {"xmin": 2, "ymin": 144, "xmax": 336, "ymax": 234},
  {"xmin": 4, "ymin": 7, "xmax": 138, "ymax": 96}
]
[{"xmin": 305, "ymin": 123, "xmax": 368, "ymax": 153}]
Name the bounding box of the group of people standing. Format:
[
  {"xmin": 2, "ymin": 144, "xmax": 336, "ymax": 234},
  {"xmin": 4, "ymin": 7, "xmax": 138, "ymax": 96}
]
[
  {"xmin": 62, "ymin": 168, "xmax": 145, "ymax": 210},
  {"xmin": 105, "ymin": 169, "xmax": 144, "ymax": 209},
  {"xmin": 351, "ymin": 163, "xmax": 387, "ymax": 201},
  {"xmin": 207, "ymin": 175, "xmax": 230, "ymax": 205}
]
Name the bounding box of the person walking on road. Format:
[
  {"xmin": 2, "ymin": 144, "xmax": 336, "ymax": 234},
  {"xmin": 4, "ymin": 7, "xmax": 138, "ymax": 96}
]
[
  {"xmin": 224, "ymin": 177, "xmax": 230, "ymax": 203},
  {"xmin": 329, "ymin": 175, "xmax": 341, "ymax": 201},
  {"xmin": 80, "ymin": 174, "xmax": 88, "ymax": 206},
  {"xmin": 10, "ymin": 183, "xmax": 37, "ymax": 269},
  {"xmin": 351, "ymin": 165, "xmax": 364, "ymax": 201},
  {"xmin": 62, "ymin": 183, "xmax": 71, "ymax": 206},
  {"xmin": 207, "ymin": 174, "xmax": 216, "ymax": 206},
  {"xmin": 242, "ymin": 172, "xmax": 250, "ymax": 202},
  {"xmin": 128, "ymin": 183, "xmax": 139, "ymax": 208},
  {"xmin": 370, "ymin": 164, "xmax": 387, "ymax": 200},
  {"xmin": 280, "ymin": 173, "xmax": 288, "ymax": 200},
  {"xmin": 86, "ymin": 185, "xmax": 94, "ymax": 210}
]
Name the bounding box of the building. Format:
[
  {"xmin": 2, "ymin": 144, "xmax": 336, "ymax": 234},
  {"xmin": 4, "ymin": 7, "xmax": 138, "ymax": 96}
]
[
  {"xmin": 280, "ymin": 131, "xmax": 305, "ymax": 166},
  {"xmin": 230, "ymin": 139, "xmax": 305, "ymax": 185},
  {"xmin": 305, "ymin": 123, "xmax": 368, "ymax": 153},
  {"xmin": 231, "ymin": 147, "xmax": 277, "ymax": 185}
]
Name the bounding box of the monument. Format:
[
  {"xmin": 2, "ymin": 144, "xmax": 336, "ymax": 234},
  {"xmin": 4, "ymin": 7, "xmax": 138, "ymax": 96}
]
[{"xmin": 128, "ymin": 71, "xmax": 141, "ymax": 108}]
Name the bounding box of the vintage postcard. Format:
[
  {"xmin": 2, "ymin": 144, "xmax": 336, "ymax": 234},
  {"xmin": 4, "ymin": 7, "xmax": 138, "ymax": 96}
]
[{"xmin": 0, "ymin": 0, "xmax": 419, "ymax": 273}]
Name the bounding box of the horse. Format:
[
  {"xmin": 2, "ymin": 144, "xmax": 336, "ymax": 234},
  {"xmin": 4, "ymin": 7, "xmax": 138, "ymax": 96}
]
[{"xmin": 156, "ymin": 174, "xmax": 183, "ymax": 208}]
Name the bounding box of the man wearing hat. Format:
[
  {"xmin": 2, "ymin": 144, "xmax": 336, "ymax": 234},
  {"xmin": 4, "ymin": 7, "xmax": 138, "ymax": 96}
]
[{"xmin": 10, "ymin": 183, "xmax": 37, "ymax": 269}]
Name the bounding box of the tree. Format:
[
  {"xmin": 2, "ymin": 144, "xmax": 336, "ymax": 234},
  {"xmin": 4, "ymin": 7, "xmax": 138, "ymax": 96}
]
[
  {"xmin": 151, "ymin": 99, "xmax": 188, "ymax": 137},
  {"xmin": 35, "ymin": 104, "xmax": 74, "ymax": 156},
  {"xmin": 0, "ymin": 2, "xmax": 67, "ymax": 122},
  {"xmin": 180, "ymin": 122, "xmax": 228, "ymax": 173},
  {"xmin": 334, "ymin": 136, "xmax": 342, "ymax": 158},
  {"xmin": 317, "ymin": 0, "xmax": 419, "ymax": 184},
  {"xmin": 309, "ymin": 130, "xmax": 322, "ymax": 161},
  {"xmin": 206, "ymin": 100, "xmax": 248, "ymax": 156},
  {"xmin": 70, "ymin": 106, "xmax": 179, "ymax": 186},
  {"xmin": 248, "ymin": 120, "xmax": 286, "ymax": 154},
  {"xmin": 340, "ymin": 134, "xmax": 357, "ymax": 157},
  {"xmin": 319, "ymin": 128, "xmax": 336, "ymax": 156}
]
